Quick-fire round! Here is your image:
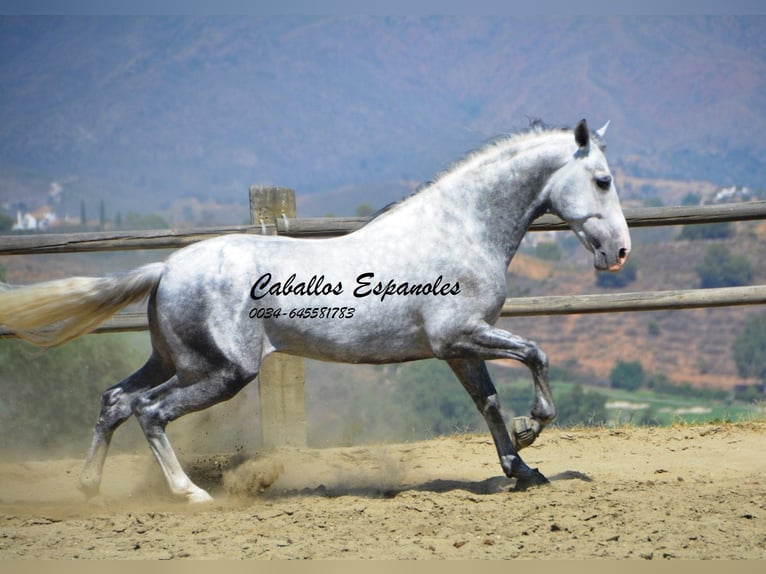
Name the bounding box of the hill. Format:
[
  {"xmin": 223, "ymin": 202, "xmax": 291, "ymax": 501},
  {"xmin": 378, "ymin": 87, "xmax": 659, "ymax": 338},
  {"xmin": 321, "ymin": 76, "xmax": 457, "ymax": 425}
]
[
  {"xmin": 1, "ymin": 16, "xmax": 765, "ymax": 222},
  {"xmin": 500, "ymin": 216, "xmax": 766, "ymax": 389}
]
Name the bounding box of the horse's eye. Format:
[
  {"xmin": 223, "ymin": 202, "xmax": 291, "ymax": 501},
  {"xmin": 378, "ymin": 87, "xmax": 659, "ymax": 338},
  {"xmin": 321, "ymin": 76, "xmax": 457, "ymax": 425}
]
[{"xmin": 595, "ymin": 174, "xmax": 612, "ymax": 190}]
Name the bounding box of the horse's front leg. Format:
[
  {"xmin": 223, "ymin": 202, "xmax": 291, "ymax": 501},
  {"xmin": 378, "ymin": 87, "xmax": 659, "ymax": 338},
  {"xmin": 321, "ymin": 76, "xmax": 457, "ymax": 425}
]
[
  {"xmin": 438, "ymin": 323, "xmax": 556, "ymax": 449},
  {"xmin": 447, "ymin": 358, "xmax": 548, "ymax": 490}
]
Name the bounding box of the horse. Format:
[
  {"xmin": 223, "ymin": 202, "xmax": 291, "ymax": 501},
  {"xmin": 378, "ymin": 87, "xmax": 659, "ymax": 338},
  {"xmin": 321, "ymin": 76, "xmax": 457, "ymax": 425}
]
[{"xmin": 0, "ymin": 119, "xmax": 630, "ymax": 503}]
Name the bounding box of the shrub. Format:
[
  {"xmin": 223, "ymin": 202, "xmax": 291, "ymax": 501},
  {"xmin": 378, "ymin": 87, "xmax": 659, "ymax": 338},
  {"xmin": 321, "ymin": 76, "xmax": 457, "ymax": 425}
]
[
  {"xmin": 733, "ymin": 312, "xmax": 766, "ymax": 382},
  {"xmin": 678, "ymin": 222, "xmax": 734, "ymax": 241},
  {"xmin": 534, "ymin": 241, "xmax": 562, "ymax": 261},
  {"xmin": 696, "ymin": 244, "xmax": 753, "ymax": 288},
  {"xmin": 553, "ymin": 385, "xmax": 608, "ymax": 426},
  {"xmin": 391, "ymin": 360, "xmax": 483, "ymax": 437},
  {"xmin": 121, "ymin": 212, "xmax": 169, "ymax": 230},
  {"xmin": 0, "ymin": 211, "xmax": 13, "ymax": 232},
  {"xmin": 0, "ymin": 334, "xmax": 149, "ymax": 455},
  {"xmin": 596, "ymin": 258, "xmax": 637, "ymax": 288},
  {"xmin": 610, "ymin": 360, "xmax": 645, "ymax": 391}
]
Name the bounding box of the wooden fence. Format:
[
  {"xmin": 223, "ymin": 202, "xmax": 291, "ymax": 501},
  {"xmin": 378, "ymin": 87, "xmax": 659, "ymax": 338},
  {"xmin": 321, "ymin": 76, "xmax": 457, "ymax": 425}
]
[{"xmin": 2, "ymin": 191, "xmax": 766, "ymax": 447}]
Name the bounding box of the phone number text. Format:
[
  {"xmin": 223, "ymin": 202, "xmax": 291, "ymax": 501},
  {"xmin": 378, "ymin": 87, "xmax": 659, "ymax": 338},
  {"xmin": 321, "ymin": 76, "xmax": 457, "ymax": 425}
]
[{"xmin": 248, "ymin": 306, "xmax": 356, "ymax": 320}]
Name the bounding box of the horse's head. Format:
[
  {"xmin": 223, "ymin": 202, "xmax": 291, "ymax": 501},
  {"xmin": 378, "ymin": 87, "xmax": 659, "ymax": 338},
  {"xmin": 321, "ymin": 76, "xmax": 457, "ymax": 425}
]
[{"xmin": 545, "ymin": 119, "xmax": 631, "ymax": 271}]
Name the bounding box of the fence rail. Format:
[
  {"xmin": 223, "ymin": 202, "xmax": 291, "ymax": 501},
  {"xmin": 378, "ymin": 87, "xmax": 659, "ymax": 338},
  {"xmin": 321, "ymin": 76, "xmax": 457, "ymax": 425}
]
[
  {"xmin": 2, "ymin": 284, "xmax": 765, "ymax": 340},
  {"xmin": 2, "ymin": 201, "xmax": 766, "ymax": 256},
  {"xmin": 2, "ymin": 200, "xmax": 765, "ymax": 339}
]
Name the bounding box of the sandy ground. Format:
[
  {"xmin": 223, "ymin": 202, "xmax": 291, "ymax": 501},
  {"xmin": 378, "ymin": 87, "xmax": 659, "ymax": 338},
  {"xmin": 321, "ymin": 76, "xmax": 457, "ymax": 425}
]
[{"xmin": 1, "ymin": 421, "xmax": 764, "ymax": 560}]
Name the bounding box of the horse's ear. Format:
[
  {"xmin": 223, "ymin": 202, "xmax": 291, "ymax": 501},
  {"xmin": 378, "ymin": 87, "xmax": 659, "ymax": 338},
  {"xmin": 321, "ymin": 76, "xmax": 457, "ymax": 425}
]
[
  {"xmin": 596, "ymin": 120, "xmax": 610, "ymax": 139},
  {"xmin": 574, "ymin": 119, "xmax": 589, "ymax": 148}
]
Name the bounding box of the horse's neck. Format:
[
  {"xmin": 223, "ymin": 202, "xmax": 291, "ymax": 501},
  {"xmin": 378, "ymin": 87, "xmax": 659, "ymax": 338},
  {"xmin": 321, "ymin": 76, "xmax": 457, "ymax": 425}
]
[
  {"xmin": 427, "ymin": 138, "xmax": 568, "ymax": 263},
  {"xmin": 359, "ymin": 133, "xmax": 569, "ymax": 265}
]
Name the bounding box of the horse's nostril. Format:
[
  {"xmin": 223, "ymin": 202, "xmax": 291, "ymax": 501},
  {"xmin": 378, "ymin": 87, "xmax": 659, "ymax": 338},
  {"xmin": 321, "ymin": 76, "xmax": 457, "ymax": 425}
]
[{"xmin": 618, "ymin": 247, "xmax": 628, "ymax": 260}]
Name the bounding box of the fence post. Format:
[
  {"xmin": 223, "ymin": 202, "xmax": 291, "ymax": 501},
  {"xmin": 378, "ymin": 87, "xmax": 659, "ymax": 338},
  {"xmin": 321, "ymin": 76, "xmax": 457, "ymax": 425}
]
[{"xmin": 249, "ymin": 185, "xmax": 307, "ymax": 448}]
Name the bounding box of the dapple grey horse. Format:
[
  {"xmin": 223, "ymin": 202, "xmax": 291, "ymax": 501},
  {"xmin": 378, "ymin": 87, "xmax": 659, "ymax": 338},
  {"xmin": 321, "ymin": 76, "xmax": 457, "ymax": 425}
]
[{"xmin": 0, "ymin": 119, "xmax": 630, "ymax": 502}]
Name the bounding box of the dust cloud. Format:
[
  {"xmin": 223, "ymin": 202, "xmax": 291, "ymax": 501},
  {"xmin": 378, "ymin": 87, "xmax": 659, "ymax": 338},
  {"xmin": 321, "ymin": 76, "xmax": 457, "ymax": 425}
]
[{"xmin": 223, "ymin": 457, "xmax": 285, "ymax": 497}]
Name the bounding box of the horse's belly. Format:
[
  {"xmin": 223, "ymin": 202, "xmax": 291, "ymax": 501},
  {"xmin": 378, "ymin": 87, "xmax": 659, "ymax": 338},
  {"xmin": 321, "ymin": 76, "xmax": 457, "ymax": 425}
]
[{"xmin": 262, "ymin": 306, "xmax": 434, "ymax": 364}]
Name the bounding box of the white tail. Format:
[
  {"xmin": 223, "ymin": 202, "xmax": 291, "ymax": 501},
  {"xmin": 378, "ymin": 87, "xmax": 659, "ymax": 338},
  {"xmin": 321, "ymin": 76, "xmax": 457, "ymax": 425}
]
[{"xmin": 0, "ymin": 262, "xmax": 164, "ymax": 347}]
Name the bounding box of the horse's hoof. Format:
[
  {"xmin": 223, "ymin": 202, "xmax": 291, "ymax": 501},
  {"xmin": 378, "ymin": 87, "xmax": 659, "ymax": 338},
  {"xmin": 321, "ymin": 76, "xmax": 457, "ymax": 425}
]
[
  {"xmin": 77, "ymin": 479, "xmax": 100, "ymax": 500},
  {"xmin": 512, "ymin": 467, "xmax": 549, "ymax": 491},
  {"xmin": 511, "ymin": 416, "xmax": 539, "ymax": 451},
  {"xmin": 187, "ymin": 488, "xmax": 215, "ymax": 504}
]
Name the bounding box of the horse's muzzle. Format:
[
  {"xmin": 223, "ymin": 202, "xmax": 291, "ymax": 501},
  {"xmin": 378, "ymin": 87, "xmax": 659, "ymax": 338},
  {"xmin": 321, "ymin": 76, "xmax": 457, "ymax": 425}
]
[
  {"xmin": 607, "ymin": 247, "xmax": 630, "ymax": 271},
  {"xmin": 600, "ymin": 246, "xmax": 630, "ymax": 272}
]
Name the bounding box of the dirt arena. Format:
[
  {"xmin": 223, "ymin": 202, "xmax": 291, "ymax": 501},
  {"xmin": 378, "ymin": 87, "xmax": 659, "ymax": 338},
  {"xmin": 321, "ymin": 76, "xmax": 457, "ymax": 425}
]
[{"xmin": 1, "ymin": 422, "xmax": 764, "ymax": 560}]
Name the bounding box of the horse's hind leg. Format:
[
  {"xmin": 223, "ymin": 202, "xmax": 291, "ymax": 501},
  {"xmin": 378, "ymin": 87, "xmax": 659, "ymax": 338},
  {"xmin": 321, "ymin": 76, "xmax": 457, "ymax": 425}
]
[
  {"xmin": 131, "ymin": 366, "xmax": 255, "ymax": 503},
  {"xmin": 447, "ymin": 357, "xmax": 548, "ymax": 490},
  {"xmin": 79, "ymin": 353, "xmax": 173, "ymax": 497}
]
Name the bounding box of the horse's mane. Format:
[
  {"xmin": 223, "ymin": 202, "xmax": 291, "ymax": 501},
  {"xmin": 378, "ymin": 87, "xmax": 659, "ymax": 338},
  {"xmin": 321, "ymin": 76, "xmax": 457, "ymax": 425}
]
[{"xmin": 363, "ymin": 119, "xmax": 604, "ymax": 226}]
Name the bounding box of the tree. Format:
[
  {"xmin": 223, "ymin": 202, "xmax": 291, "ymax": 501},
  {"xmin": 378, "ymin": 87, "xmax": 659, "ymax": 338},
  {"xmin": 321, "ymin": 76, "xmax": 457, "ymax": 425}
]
[
  {"xmin": 554, "ymin": 385, "xmax": 608, "ymax": 426},
  {"xmin": 681, "ymin": 192, "xmax": 701, "ymax": 206},
  {"xmin": 535, "ymin": 241, "xmax": 562, "ymax": 261},
  {"xmin": 696, "ymin": 244, "xmax": 753, "ymax": 288},
  {"xmin": 596, "ymin": 258, "xmax": 637, "ymax": 288},
  {"xmin": 392, "ymin": 360, "xmax": 483, "ymax": 437},
  {"xmin": 0, "ymin": 334, "xmax": 149, "ymax": 454},
  {"xmin": 678, "ymin": 222, "xmax": 734, "ymax": 241},
  {"xmin": 610, "ymin": 360, "xmax": 644, "ymax": 391},
  {"xmin": 0, "ymin": 211, "xmax": 13, "ymax": 232},
  {"xmin": 733, "ymin": 313, "xmax": 766, "ymax": 382},
  {"xmin": 124, "ymin": 212, "xmax": 169, "ymax": 230}
]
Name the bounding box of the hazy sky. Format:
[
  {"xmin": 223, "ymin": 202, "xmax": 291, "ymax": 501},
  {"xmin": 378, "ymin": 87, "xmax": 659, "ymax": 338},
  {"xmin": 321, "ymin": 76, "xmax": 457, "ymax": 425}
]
[
  {"xmin": 3, "ymin": 0, "xmax": 766, "ymax": 16},
  {"xmin": 2, "ymin": 9, "xmax": 765, "ymax": 218}
]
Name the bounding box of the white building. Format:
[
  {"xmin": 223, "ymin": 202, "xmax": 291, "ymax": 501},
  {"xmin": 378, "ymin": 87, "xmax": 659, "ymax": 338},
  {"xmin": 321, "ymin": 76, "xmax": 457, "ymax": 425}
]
[{"xmin": 11, "ymin": 208, "xmax": 57, "ymax": 231}]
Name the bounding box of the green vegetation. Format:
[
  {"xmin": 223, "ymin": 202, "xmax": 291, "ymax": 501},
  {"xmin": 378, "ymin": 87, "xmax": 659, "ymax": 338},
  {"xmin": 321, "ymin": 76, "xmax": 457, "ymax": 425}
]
[
  {"xmin": 696, "ymin": 244, "xmax": 753, "ymax": 288},
  {"xmin": 120, "ymin": 212, "xmax": 169, "ymax": 230},
  {"xmin": 534, "ymin": 241, "xmax": 562, "ymax": 261},
  {"xmin": 553, "ymin": 384, "xmax": 608, "ymax": 426},
  {"xmin": 644, "ymin": 372, "xmax": 729, "ymax": 401},
  {"xmin": 678, "ymin": 222, "xmax": 734, "ymax": 241},
  {"xmin": 681, "ymin": 192, "xmax": 701, "ymax": 206},
  {"xmin": 314, "ymin": 356, "xmax": 763, "ymax": 448},
  {"xmin": 386, "ymin": 359, "xmax": 484, "ymax": 437},
  {"xmin": 2, "ymin": 339, "xmax": 762, "ymax": 456},
  {"xmin": 0, "ymin": 211, "xmax": 14, "ymax": 233},
  {"xmin": 596, "ymin": 257, "xmax": 638, "ymax": 288},
  {"xmin": 610, "ymin": 360, "xmax": 644, "ymax": 391},
  {"xmin": 0, "ymin": 333, "xmax": 150, "ymax": 455},
  {"xmin": 733, "ymin": 312, "xmax": 766, "ymax": 383}
]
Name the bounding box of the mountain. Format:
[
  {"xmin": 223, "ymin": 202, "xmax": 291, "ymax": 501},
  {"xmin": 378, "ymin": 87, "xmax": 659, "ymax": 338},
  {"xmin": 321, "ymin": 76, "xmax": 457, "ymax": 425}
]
[{"xmin": 1, "ymin": 16, "xmax": 765, "ymax": 220}]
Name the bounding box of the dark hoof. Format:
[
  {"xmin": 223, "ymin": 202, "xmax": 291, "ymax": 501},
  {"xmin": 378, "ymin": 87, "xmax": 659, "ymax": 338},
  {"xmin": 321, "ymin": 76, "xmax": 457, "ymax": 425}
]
[
  {"xmin": 512, "ymin": 467, "xmax": 549, "ymax": 491},
  {"xmin": 511, "ymin": 416, "xmax": 539, "ymax": 451}
]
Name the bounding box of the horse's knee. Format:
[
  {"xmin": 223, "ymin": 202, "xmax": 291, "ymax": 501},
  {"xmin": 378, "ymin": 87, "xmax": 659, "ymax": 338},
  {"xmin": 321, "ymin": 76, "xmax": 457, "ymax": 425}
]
[
  {"xmin": 531, "ymin": 391, "xmax": 556, "ymax": 425},
  {"xmin": 96, "ymin": 387, "xmax": 132, "ymax": 429}
]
